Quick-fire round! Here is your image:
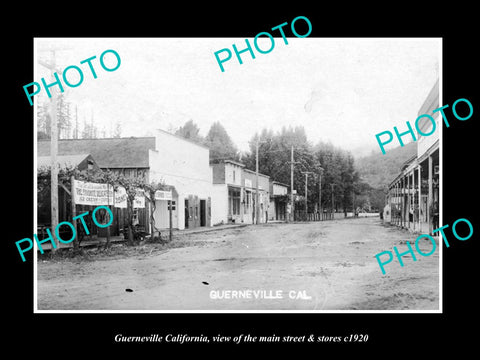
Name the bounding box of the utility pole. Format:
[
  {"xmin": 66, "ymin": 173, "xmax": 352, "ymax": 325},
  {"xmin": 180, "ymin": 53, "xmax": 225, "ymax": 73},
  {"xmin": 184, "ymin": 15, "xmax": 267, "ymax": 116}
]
[
  {"xmin": 255, "ymin": 138, "xmax": 260, "ymax": 225},
  {"xmin": 50, "ymin": 55, "xmax": 59, "ymax": 253},
  {"xmin": 39, "ymin": 49, "xmax": 61, "ymax": 253},
  {"xmin": 71, "ymin": 175, "xmax": 78, "ymax": 252},
  {"xmin": 318, "ymin": 167, "xmax": 324, "ymax": 217},
  {"xmin": 169, "ymin": 200, "xmax": 173, "ymax": 241},
  {"xmin": 75, "ymin": 105, "xmax": 78, "ymax": 139},
  {"xmin": 352, "ymin": 187, "xmax": 356, "ymax": 216},
  {"xmin": 331, "ymin": 183, "xmax": 335, "ymax": 213},
  {"xmin": 301, "ymin": 171, "xmax": 313, "ymax": 216},
  {"xmin": 290, "ymin": 145, "xmax": 295, "ymax": 222},
  {"xmin": 38, "ymin": 45, "xmax": 72, "ymax": 254}
]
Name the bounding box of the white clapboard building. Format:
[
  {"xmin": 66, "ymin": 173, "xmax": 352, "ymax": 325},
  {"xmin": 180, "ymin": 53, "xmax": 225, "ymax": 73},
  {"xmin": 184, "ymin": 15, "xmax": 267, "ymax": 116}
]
[{"xmin": 149, "ymin": 129, "xmax": 212, "ymax": 230}]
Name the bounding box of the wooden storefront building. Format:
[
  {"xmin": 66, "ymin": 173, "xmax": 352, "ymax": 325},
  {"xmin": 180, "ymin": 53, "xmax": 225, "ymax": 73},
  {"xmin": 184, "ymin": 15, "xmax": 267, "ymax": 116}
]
[{"xmin": 385, "ymin": 79, "xmax": 440, "ymax": 234}]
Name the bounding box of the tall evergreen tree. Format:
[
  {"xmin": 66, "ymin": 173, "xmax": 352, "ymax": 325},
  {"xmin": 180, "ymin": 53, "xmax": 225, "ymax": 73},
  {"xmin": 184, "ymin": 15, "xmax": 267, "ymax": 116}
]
[
  {"xmin": 57, "ymin": 94, "xmax": 71, "ymax": 139},
  {"xmin": 175, "ymin": 119, "xmax": 203, "ymax": 144},
  {"xmin": 204, "ymin": 121, "xmax": 238, "ymax": 161},
  {"xmin": 37, "ymin": 94, "xmax": 71, "ymax": 139},
  {"xmin": 244, "ymin": 127, "xmax": 362, "ymax": 213}
]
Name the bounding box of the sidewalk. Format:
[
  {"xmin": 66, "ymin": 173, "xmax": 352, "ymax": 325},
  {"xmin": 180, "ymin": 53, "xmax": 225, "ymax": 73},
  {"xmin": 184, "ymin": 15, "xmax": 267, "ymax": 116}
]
[
  {"xmin": 37, "ymin": 223, "xmax": 250, "ymax": 251},
  {"xmin": 173, "ymin": 223, "xmax": 248, "ymax": 235}
]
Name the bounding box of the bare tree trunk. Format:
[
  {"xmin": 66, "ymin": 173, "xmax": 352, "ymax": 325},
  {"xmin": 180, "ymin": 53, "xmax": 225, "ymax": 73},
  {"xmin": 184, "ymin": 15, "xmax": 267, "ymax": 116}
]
[
  {"xmin": 104, "ymin": 206, "xmax": 111, "ymax": 249},
  {"xmin": 150, "ymin": 199, "xmax": 156, "ymax": 238},
  {"xmin": 127, "ymin": 202, "xmax": 134, "ymax": 246},
  {"xmin": 71, "ymin": 175, "xmax": 79, "ymax": 254},
  {"xmin": 105, "ymin": 183, "xmax": 111, "ymax": 249}
]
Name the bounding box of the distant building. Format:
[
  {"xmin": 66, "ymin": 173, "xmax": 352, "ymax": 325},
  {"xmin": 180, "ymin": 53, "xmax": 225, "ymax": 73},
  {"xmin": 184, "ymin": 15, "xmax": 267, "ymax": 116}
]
[
  {"xmin": 268, "ymin": 181, "xmax": 289, "ymax": 221},
  {"xmin": 242, "ymin": 169, "xmax": 270, "ymax": 224},
  {"xmin": 210, "ymin": 159, "xmax": 245, "ymax": 225}
]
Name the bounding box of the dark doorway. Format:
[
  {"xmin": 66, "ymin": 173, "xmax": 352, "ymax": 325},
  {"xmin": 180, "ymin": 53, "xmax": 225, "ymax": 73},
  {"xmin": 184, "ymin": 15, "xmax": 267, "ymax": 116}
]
[
  {"xmin": 184, "ymin": 199, "xmax": 189, "ymax": 228},
  {"xmin": 200, "ymin": 199, "xmax": 206, "ymax": 227}
]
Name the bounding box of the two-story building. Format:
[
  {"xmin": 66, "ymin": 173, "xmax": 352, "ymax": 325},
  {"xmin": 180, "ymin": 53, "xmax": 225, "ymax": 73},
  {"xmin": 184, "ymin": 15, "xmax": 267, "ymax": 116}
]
[
  {"xmin": 148, "ymin": 129, "xmax": 212, "ymax": 230},
  {"xmin": 386, "ymin": 79, "xmax": 440, "ymax": 234},
  {"xmin": 210, "ymin": 159, "xmax": 245, "ymax": 225},
  {"xmin": 416, "ymin": 78, "xmax": 440, "ymax": 233},
  {"xmin": 210, "ymin": 159, "xmax": 270, "ymax": 225}
]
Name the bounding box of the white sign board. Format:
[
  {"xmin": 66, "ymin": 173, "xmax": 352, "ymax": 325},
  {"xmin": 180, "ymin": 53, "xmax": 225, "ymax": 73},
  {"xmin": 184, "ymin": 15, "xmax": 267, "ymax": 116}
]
[
  {"xmin": 114, "ymin": 187, "xmax": 145, "ymax": 209},
  {"xmin": 273, "ymin": 183, "xmax": 288, "ymax": 196},
  {"xmin": 72, "ymin": 180, "xmax": 145, "ymax": 208},
  {"xmin": 155, "ymin": 190, "xmax": 172, "ymax": 201},
  {"xmin": 73, "ymin": 179, "xmax": 114, "ymax": 206}
]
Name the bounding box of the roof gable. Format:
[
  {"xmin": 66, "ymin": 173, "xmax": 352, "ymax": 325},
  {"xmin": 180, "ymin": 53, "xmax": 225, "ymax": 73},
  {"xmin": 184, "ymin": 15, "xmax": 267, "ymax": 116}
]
[
  {"xmin": 37, "ymin": 137, "xmax": 156, "ymax": 168},
  {"xmin": 37, "ymin": 154, "xmax": 98, "ymax": 170}
]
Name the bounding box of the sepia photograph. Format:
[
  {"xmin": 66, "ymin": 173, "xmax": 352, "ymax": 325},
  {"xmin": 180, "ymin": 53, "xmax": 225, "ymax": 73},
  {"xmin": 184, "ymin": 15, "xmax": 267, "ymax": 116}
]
[{"xmin": 32, "ymin": 37, "xmax": 441, "ymax": 312}]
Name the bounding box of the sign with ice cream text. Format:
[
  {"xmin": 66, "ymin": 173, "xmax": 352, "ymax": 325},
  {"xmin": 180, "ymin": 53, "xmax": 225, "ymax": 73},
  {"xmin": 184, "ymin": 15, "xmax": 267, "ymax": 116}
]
[
  {"xmin": 72, "ymin": 179, "xmax": 145, "ymax": 208},
  {"xmin": 72, "ymin": 179, "xmax": 114, "ymax": 206}
]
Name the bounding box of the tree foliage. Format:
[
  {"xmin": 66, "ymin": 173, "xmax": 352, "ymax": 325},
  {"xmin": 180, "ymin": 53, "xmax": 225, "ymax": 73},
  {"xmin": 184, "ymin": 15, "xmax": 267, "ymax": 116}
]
[
  {"xmin": 355, "ymin": 141, "xmax": 416, "ymax": 189},
  {"xmin": 36, "ymin": 93, "xmax": 72, "ymax": 140},
  {"xmin": 174, "ymin": 120, "xmax": 239, "ymax": 161},
  {"xmin": 242, "ymin": 126, "xmax": 362, "ymax": 213},
  {"xmin": 174, "ymin": 119, "xmax": 203, "ymax": 144},
  {"xmin": 204, "ymin": 121, "xmax": 239, "ymax": 161}
]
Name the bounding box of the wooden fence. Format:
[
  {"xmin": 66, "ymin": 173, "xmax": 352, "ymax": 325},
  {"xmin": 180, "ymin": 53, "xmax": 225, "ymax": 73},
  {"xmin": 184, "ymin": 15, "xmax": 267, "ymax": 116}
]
[{"xmin": 294, "ymin": 211, "xmax": 334, "ymax": 221}]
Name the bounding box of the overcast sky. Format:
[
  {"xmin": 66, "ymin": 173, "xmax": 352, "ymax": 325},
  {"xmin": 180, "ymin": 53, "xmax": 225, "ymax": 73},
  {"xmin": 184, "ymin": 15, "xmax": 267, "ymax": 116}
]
[{"xmin": 35, "ymin": 37, "xmax": 440, "ymax": 156}]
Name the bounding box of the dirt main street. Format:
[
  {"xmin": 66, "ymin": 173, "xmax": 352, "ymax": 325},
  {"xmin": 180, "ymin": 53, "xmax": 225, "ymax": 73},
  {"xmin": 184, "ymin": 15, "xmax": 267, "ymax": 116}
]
[{"xmin": 36, "ymin": 217, "xmax": 440, "ymax": 311}]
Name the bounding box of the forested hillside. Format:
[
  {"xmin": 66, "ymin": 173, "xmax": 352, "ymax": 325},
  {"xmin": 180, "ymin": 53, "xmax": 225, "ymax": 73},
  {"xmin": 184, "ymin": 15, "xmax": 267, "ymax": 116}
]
[{"xmin": 355, "ymin": 141, "xmax": 417, "ymax": 189}]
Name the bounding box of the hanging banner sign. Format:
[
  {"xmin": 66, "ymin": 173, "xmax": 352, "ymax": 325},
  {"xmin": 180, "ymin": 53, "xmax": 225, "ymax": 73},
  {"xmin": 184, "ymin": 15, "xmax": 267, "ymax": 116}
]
[
  {"xmin": 72, "ymin": 179, "xmax": 145, "ymax": 208},
  {"xmin": 113, "ymin": 186, "xmax": 127, "ymax": 208},
  {"xmin": 154, "ymin": 190, "xmax": 172, "ymax": 201},
  {"xmin": 113, "ymin": 187, "xmax": 145, "ymax": 208},
  {"xmin": 133, "ymin": 189, "xmax": 145, "ymax": 208},
  {"xmin": 72, "ymin": 179, "xmax": 114, "ymax": 206}
]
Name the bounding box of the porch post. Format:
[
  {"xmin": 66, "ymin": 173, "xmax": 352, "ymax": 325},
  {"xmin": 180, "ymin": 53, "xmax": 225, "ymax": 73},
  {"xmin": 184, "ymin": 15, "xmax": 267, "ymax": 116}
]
[
  {"xmin": 417, "ymin": 165, "xmax": 422, "ymax": 232},
  {"xmin": 428, "ymin": 155, "xmax": 433, "ymax": 234}
]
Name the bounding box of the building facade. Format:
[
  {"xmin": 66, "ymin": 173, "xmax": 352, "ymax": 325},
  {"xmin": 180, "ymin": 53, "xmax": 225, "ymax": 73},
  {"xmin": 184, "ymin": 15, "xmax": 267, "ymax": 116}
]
[
  {"xmin": 210, "ymin": 159, "xmax": 245, "ymax": 225},
  {"xmin": 386, "ymin": 79, "xmax": 440, "ymax": 234},
  {"xmin": 242, "ymin": 169, "xmax": 270, "ymax": 224},
  {"xmin": 210, "ymin": 159, "xmax": 270, "ymax": 225},
  {"xmin": 148, "ymin": 129, "xmax": 213, "ymax": 230},
  {"xmin": 38, "ymin": 137, "xmax": 155, "ymax": 236},
  {"xmin": 38, "ymin": 130, "xmax": 214, "ymax": 234},
  {"xmin": 268, "ymin": 181, "xmax": 289, "ymax": 221}
]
